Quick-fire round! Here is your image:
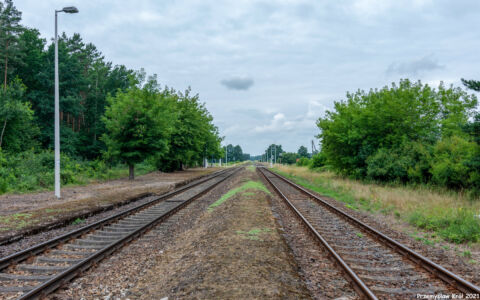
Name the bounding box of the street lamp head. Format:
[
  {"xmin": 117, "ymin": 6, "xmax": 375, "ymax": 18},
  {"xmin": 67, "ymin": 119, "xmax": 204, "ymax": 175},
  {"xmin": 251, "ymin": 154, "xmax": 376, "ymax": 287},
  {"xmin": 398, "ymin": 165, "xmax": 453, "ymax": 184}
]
[{"xmin": 62, "ymin": 6, "xmax": 79, "ymax": 13}]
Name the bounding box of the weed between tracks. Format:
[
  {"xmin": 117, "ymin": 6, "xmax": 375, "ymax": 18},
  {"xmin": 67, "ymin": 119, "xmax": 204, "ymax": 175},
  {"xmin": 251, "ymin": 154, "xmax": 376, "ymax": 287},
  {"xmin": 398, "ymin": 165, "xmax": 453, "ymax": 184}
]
[
  {"xmin": 208, "ymin": 180, "xmax": 271, "ymax": 211},
  {"xmin": 273, "ymin": 165, "xmax": 480, "ymax": 247}
]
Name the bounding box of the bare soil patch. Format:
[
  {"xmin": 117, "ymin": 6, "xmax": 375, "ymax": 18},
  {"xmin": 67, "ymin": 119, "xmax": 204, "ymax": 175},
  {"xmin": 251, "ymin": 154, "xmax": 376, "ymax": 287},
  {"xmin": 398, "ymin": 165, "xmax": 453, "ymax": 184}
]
[
  {"xmin": 0, "ymin": 168, "xmax": 218, "ymax": 242},
  {"xmin": 130, "ymin": 171, "xmax": 310, "ymax": 299}
]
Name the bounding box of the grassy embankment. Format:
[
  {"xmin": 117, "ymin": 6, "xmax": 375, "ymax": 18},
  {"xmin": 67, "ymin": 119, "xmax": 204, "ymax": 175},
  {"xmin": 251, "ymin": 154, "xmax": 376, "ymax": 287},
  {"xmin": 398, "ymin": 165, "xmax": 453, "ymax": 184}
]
[
  {"xmin": 0, "ymin": 150, "xmax": 158, "ymax": 195},
  {"xmin": 273, "ymin": 165, "xmax": 480, "ymax": 249}
]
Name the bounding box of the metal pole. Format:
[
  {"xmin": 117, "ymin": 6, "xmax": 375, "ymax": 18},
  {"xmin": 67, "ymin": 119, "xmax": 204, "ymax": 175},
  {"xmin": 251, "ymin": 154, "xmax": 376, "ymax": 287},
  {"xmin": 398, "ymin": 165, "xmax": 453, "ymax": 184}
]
[
  {"xmin": 54, "ymin": 11, "xmax": 60, "ymax": 198},
  {"xmin": 274, "ymin": 145, "xmax": 276, "ymax": 165},
  {"xmin": 270, "ymin": 145, "xmax": 273, "ymax": 167}
]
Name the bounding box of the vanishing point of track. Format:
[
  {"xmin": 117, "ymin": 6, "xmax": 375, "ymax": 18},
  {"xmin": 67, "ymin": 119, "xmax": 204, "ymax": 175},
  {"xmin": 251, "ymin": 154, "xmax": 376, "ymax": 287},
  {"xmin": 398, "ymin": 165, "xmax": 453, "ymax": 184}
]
[
  {"xmin": 258, "ymin": 166, "xmax": 480, "ymax": 299},
  {"xmin": 0, "ymin": 167, "xmax": 240, "ymax": 300}
]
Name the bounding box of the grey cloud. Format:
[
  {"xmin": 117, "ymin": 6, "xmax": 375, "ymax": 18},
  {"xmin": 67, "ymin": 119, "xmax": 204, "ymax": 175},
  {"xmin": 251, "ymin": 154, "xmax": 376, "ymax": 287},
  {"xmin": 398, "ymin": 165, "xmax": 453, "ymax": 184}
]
[
  {"xmin": 386, "ymin": 56, "xmax": 444, "ymax": 75},
  {"xmin": 220, "ymin": 77, "xmax": 254, "ymax": 90}
]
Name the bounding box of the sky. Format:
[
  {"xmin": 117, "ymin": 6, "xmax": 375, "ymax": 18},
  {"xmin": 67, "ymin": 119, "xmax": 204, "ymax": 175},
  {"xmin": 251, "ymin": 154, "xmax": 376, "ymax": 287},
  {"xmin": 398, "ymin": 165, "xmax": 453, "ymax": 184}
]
[{"xmin": 13, "ymin": 0, "xmax": 480, "ymax": 155}]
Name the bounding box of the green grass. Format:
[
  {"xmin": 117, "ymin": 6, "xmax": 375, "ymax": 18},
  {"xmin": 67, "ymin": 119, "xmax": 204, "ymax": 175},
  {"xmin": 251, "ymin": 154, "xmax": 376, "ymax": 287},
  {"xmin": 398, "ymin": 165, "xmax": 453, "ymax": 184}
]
[
  {"xmin": 208, "ymin": 180, "xmax": 271, "ymax": 211},
  {"xmin": 273, "ymin": 168, "xmax": 367, "ymax": 212},
  {"xmin": 246, "ymin": 165, "xmax": 256, "ymax": 172},
  {"xmin": 236, "ymin": 228, "xmax": 272, "ymax": 241},
  {"xmin": 0, "ymin": 212, "xmax": 35, "ymax": 230},
  {"xmin": 408, "ymin": 209, "xmax": 480, "ymax": 244},
  {"xmin": 0, "ymin": 150, "xmax": 157, "ymax": 195},
  {"xmin": 461, "ymin": 250, "xmax": 472, "ymax": 258},
  {"xmin": 71, "ymin": 218, "xmax": 85, "ymax": 225},
  {"xmin": 356, "ymin": 232, "xmax": 363, "ymax": 238}
]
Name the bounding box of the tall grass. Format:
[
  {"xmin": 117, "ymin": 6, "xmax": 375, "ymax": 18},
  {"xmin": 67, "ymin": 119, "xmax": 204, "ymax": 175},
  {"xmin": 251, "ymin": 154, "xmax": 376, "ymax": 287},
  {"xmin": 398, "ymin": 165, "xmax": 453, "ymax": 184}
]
[{"xmin": 273, "ymin": 165, "xmax": 480, "ymax": 244}]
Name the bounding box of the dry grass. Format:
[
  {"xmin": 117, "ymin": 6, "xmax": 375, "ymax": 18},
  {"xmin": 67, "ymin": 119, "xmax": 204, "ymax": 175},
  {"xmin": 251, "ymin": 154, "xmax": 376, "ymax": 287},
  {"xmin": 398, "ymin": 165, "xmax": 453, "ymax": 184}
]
[{"xmin": 274, "ymin": 165, "xmax": 480, "ymax": 244}]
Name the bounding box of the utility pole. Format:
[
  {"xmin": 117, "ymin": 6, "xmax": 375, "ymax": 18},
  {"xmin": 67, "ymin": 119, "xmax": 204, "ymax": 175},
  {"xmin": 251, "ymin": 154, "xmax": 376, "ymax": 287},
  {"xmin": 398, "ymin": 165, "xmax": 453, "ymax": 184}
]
[
  {"xmin": 54, "ymin": 6, "xmax": 79, "ymax": 198},
  {"xmin": 270, "ymin": 145, "xmax": 273, "ymax": 167},
  {"xmin": 274, "ymin": 144, "xmax": 276, "ymax": 165},
  {"xmin": 312, "ymin": 140, "xmax": 318, "ymax": 155}
]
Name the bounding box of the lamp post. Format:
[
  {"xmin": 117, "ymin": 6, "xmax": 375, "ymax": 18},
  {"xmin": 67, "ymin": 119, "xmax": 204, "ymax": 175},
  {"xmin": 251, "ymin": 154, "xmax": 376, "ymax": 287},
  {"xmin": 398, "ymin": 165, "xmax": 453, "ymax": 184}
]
[{"xmin": 55, "ymin": 6, "xmax": 78, "ymax": 198}]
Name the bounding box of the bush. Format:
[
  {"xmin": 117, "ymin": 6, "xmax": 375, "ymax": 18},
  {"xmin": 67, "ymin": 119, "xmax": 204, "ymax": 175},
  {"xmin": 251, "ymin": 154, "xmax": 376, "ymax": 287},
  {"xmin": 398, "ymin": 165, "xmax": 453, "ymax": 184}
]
[
  {"xmin": 296, "ymin": 157, "xmax": 311, "ymax": 167},
  {"xmin": 309, "ymin": 152, "xmax": 327, "ymax": 169},
  {"xmin": 0, "ymin": 149, "xmax": 156, "ymax": 194},
  {"xmin": 431, "ymin": 136, "xmax": 479, "ymax": 189},
  {"xmin": 366, "ymin": 148, "xmax": 412, "ymax": 183}
]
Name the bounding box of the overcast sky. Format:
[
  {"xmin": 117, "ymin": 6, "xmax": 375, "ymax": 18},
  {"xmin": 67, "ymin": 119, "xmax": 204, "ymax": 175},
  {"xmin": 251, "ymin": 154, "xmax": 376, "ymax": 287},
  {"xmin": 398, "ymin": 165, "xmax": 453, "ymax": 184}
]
[{"xmin": 14, "ymin": 0, "xmax": 480, "ymax": 155}]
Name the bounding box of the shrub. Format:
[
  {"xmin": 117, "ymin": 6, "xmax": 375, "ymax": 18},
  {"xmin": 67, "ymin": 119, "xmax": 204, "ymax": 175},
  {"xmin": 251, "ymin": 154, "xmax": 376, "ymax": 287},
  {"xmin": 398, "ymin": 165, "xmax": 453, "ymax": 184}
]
[
  {"xmin": 431, "ymin": 136, "xmax": 478, "ymax": 189},
  {"xmin": 309, "ymin": 152, "xmax": 327, "ymax": 169},
  {"xmin": 0, "ymin": 149, "xmax": 156, "ymax": 194},
  {"xmin": 296, "ymin": 157, "xmax": 311, "ymax": 167}
]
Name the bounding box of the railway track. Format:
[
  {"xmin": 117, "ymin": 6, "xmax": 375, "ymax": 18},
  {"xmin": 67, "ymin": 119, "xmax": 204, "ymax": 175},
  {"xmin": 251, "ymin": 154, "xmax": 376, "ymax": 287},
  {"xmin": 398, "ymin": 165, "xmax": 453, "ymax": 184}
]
[
  {"xmin": 258, "ymin": 166, "xmax": 480, "ymax": 299},
  {"xmin": 0, "ymin": 167, "xmax": 240, "ymax": 300}
]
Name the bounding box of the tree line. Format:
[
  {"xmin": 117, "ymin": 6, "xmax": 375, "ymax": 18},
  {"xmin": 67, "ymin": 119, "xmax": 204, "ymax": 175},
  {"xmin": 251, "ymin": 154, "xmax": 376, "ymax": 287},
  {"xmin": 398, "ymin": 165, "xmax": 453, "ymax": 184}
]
[
  {"xmin": 256, "ymin": 144, "xmax": 311, "ymax": 164},
  {"xmin": 314, "ymin": 79, "xmax": 479, "ymax": 194},
  {"xmin": 0, "ymin": 0, "xmax": 223, "ymax": 185},
  {"xmin": 224, "ymin": 144, "xmax": 250, "ymax": 162}
]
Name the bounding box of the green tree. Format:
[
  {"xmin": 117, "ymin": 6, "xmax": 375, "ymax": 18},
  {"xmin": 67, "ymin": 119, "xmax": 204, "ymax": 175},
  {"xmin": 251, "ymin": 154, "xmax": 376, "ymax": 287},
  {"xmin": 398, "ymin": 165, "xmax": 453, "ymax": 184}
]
[
  {"xmin": 264, "ymin": 144, "xmax": 283, "ymax": 162},
  {"xmin": 281, "ymin": 152, "xmax": 298, "ymax": 164},
  {"xmin": 310, "ymin": 152, "xmax": 327, "ymax": 169},
  {"xmin": 461, "ymin": 78, "xmax": 480, "ymax": 92},
  {"xmin": 297, "ymin": 145, "xmax": 309, "ymax": 158},
  {"xmin": 156, "ymin": 87, "xmax": 222, "ymax": 171},
  {"xmin": 317, "ymin": 79, "xmax": 477, "ymax": 178},
  {"xmin": 102, "ymin": 83, "xmax": 173, "ymax": 180},
  {"xmin": 0, "ymin": 0, "xmax": 23, "ymax": 89},
  {"xmin": 0, "ymin": 78, "xmax": 38, "ymax": 151},
  {"xmin": 431, "ymin": 136, "xmax": 478, "ymax": 189},
  {"xmin": 233, "ymin": 145, "xmax": 243, "ymax": 161}
]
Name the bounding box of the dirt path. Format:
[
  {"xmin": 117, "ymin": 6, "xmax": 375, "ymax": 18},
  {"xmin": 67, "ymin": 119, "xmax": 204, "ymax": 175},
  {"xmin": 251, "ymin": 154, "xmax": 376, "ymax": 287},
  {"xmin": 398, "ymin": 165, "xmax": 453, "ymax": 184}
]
[{"xmin": 0, "ymin": 168, "xmax": 218, "ymax": 241}]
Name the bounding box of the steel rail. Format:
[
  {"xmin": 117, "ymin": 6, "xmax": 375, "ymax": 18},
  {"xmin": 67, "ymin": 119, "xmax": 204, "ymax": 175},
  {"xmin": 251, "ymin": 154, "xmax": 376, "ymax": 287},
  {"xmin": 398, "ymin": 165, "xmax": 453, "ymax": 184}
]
[
  {"xmin": 17, "ymin": 167, "xmax": 241, "ymax": 300},
  {"xmin": 260, "ymin": 166, "xmax": 480, "ymax": 295},
  {"xmin": 258, "ymin": 167, "xmax": 377, "ymax": 299},
  {"xmin": 0, "ymin": 168, "xmax": 232, "ymax": 270}
]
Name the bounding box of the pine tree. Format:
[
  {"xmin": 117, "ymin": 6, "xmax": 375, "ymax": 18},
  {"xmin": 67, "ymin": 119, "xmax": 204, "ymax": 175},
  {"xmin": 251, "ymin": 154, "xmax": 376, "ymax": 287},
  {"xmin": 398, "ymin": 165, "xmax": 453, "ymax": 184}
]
[
  {"xmin": 461, "ymin": 78, "xmax": 480, "ymax": 92},
  {"xmin": 0, "ymin": 0, "xmax": 23, "ymax": 89}
]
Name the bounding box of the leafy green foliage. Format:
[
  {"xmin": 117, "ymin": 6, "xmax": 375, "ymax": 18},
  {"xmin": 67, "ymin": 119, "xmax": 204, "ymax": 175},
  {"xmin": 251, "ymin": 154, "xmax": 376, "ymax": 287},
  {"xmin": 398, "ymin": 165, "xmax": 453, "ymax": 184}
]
[
  {"xmin": 297, "ymin": 145, "xmax": 309, "ymax": 158},
  {"xmin": 263, "ymin": 144, "xmax": 283, "ymax": 162},
  {"xmin": 0, "ymin": 0, "xmax": 23, "ymax": 88},
  {"xmin": 296, "ymin": 157, "xmax": 311, "ymax": 167},
  {"xmin": 430, "ymin": 136, "xmax": 478, "ymax": 189},
  {"xmin": 461, "ymin": 78, "xmax": 480, "ymax": 92},
  {"xmin": 408, "ymin": 208, "xmax": 480, "ymax": 244},
  {"xmin": 0, "ymin": 149, "xmax": 155, "ymax": 194},
  {"xmin": 281, "ymin": 152, "xmax": 298, "ymax": 164},
  {"xmin": 0, "ymin": 78, "xmax": 39, "ymax": 151},
  {"xmin": 310, "ymin": 152, "xmax": 327, "ymax": 169},
  {"xmin": 102, "ymin": 79, "xmax": 174, "ymax": 178},
  {"xmin": 156, "ymin": 87, "xmax": 222, "ymax": 171},
  {"xmin": 317, "ymin": 79, "xmax": 479, "ymax": 191},
  {"xmin": 0, "ymin": 1, "xmax": 224, "ymax": 193}
]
